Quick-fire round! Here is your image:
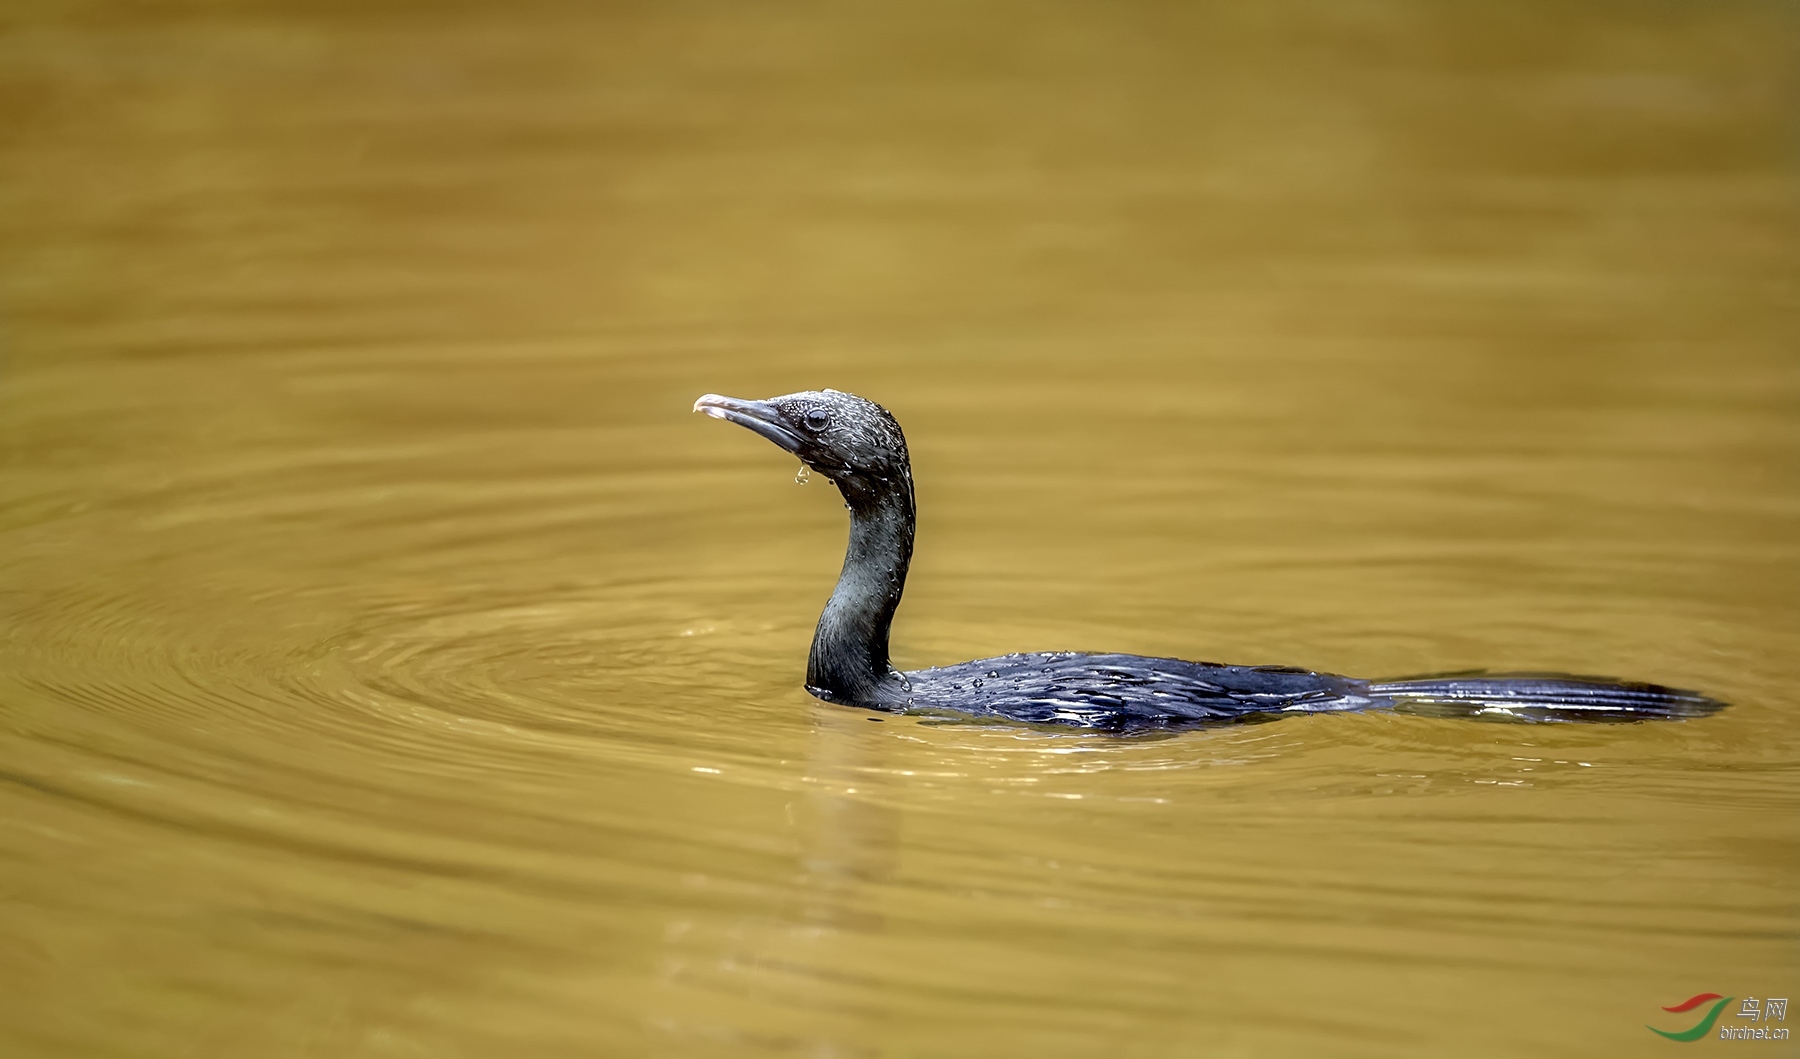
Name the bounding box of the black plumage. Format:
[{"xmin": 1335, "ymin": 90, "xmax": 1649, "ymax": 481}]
[{"xmin": 695, "ymin": 389, "xmax": 1725, "ymax": 730}]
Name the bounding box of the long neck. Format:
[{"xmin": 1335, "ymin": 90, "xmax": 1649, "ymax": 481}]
[{"xmin": 807, "ymin": 473, "xmax": 915, "ymax": 706}]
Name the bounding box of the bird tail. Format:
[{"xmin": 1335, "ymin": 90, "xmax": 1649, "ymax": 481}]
[{"xmin": 1365, "ymin": 671, "xmax": 1726, "ymax": 723}]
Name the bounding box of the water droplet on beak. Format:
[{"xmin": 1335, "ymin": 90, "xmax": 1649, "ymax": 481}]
[{"xmin": 794, "ymin": 464, "xmax": 810, "ymax": 485}]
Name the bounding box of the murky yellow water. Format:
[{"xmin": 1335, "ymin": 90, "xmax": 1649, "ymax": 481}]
[{"xmin": 3, "ymin": 3, "xmax": 1797, "ymax": 1055}]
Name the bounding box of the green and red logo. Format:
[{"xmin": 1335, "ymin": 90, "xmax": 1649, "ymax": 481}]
[{"xmin": 1649, "ymin": 994, "xmax": 1733, "ymax": 1042}]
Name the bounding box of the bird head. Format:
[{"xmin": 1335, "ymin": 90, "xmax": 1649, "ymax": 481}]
[{"xmin": 693, "ymin": 389, "xmax": 911, "ymax": 504}]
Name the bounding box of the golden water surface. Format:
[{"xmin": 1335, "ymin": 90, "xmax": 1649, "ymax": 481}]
[{"xmin": 3, "ymin": 2, "xmax": 1797, "ymax": 1055}]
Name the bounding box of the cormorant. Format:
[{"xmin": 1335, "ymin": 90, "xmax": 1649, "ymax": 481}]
[{"xmin": 694, "ymin": 389, "xmax": 1725, "ymax": 729}]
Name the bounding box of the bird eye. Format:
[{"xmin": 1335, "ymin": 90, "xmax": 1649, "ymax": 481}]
[{"xmin": 803, "ymin": 408, "xmax": 831, "ymax": 431}]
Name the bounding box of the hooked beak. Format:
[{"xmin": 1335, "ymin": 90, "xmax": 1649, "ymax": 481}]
[{"xmin": 693, "ymin": 393, "xmax": 804, "ymax": 454}]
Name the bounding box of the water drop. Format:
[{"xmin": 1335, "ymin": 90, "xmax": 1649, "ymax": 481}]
[
  {"xmin": 986, "ymin": 670, "xmax": 999, "ymax": 678},
  {"xmin": 794, "ymin": 464, "xmax": 810, "ymax": 485},
  {"xmin": 973, "ymin": 679, "xmax": 984, "ymax": 687}
]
